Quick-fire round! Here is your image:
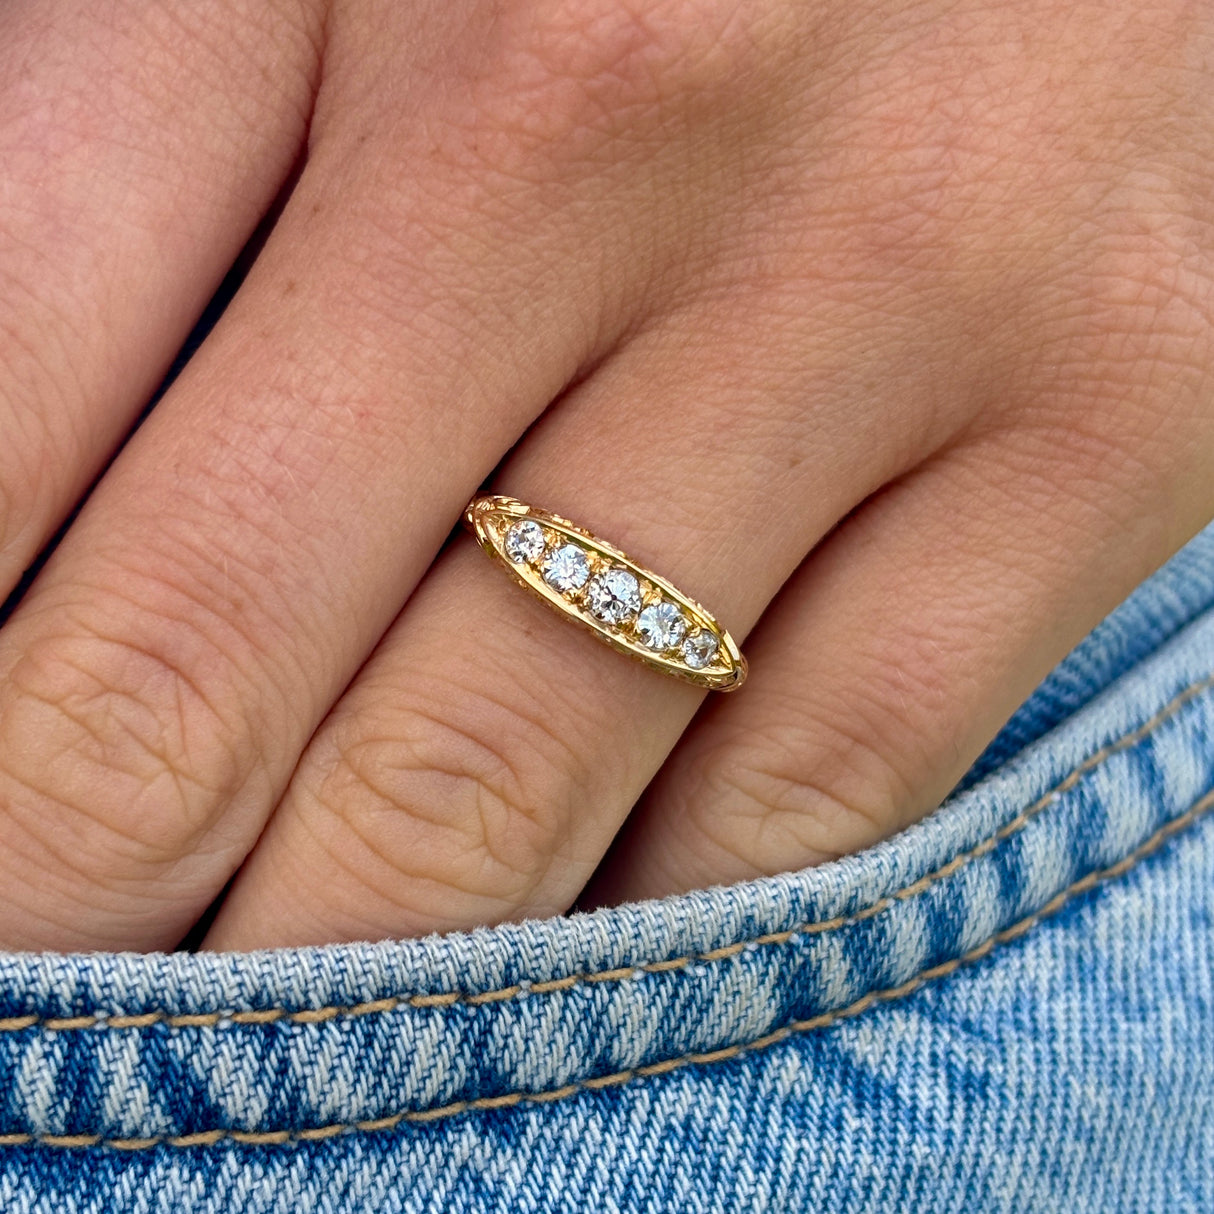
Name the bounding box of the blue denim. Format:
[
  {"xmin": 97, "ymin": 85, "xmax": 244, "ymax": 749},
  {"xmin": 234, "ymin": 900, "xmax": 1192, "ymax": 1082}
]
[{"xmin": 2, "ymin": 525, "xmax": 1213, "ymax": 1211}]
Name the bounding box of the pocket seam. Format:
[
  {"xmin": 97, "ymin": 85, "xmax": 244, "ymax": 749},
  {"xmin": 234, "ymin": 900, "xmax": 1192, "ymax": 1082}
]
[
  {"xmin": 2, "ymin": 787, "xmax": 1208, "ymax": 1151},
  {"xmin": 2, "ymin": 670, "xmax": 1211, "ymax": 1036}
]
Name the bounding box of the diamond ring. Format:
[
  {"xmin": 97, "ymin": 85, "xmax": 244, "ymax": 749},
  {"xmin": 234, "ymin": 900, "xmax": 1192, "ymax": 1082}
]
[{"xmin": 461, "ymin": 494, "xmax": 747, "ymax": 692}]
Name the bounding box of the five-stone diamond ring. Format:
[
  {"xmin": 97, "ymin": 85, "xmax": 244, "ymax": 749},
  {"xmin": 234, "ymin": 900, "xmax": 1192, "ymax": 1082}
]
[{"xmin": 461, "ymin": 494, "xmax": 747, "ymax": 691}]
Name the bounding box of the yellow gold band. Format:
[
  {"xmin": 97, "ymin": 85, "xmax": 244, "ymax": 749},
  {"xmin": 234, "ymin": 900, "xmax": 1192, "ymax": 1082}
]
[{"xmin": 461, "ymin": 494, "xmax": 747, "ymax": 692}]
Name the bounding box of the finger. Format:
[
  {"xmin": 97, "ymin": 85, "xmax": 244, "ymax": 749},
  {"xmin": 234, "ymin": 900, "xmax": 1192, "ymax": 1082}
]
[
  {"xmin": 582, "ymin": 400, "xmax": 1214, "ymax": 906},
  {"xmin": 0, "ymin": 0, "xmax": 769, "ymax": 949},
  {"xmin": 202, "ymin": 287, "xmax": 970, "ymax": 949},
  {"xmin": 0, "ymin": 0, "xmax": 322, "ymax": 597}
]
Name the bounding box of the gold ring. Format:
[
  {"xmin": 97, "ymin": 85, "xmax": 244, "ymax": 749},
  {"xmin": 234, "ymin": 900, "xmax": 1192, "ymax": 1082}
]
[{"xmin": 461, "ymin": 494, "xmax": 747, "ymax": 692}]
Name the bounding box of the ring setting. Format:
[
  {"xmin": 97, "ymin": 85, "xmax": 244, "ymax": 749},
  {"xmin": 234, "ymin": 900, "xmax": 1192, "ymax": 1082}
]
[{"xmin": 462, "ymin": 494, "xmax": 747, "ymax": 691}]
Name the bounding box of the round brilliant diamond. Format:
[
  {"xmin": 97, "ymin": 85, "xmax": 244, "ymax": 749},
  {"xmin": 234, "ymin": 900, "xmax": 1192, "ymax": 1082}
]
[
  {"xmin": 584, "ymin": 567, "xmax": 642, "ymax": 625},
  {"xmin": 636, "ymin": 601, "xmax": 688, "ymax": 651},
  {"xmin": 681, "ymin": 628, "xmax": 720, "ymax": 669},
  {"xmin": 542, "ymin": 544, "xmax": 591, "ymax": 594},
  {"xmin": 503, "ymin": 519, "xmax": 546, "ymax": 564}
]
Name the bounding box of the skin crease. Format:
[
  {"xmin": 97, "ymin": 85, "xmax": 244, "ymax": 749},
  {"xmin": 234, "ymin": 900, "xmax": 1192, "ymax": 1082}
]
[{"xmin": 0, "ymin": 0, "xmax": 1207, "ymax": 950}]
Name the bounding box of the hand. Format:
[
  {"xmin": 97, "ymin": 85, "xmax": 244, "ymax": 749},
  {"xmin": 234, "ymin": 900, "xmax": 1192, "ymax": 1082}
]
[{"xmin": 0, "ymin": 0, "xmax": 1210, "ymax": 950}]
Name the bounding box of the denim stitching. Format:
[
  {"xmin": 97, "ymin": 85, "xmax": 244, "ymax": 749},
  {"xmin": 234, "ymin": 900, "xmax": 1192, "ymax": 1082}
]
[
  {"xmin": 1, "ymin": 669, "xmax": 1211, "ymax": 1036},
  {"xmin": 0, "ymin": 787, "xmax": 1207, "ymax": 1151}
]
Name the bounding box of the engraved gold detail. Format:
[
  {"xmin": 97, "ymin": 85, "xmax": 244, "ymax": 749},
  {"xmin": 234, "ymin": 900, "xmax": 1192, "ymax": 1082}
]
[{"xmin": 462, "ymin": 494, "xmax": 747, "ymax": 691}]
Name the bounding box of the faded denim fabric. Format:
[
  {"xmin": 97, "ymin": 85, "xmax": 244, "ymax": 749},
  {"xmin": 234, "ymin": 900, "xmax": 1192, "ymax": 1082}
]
[{"xmin": 1, "ymin": 525, "xmax": 1213, "ymax": 1211}]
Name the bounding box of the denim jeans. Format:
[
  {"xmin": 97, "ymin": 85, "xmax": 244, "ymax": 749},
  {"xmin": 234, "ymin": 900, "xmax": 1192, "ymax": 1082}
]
[{"xmin": 1, "ymin": 524, "xmax": 1213, "ymax": 1212}]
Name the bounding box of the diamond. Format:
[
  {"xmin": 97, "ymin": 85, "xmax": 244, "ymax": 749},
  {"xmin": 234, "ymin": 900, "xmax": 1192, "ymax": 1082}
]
[
  {"xmin": 585, "ymin": 568, "xmax": 641, "ymax": 625},
  {"xmin": 682, "ymin": 628, "xmax": 719, "ymax": 669},
  {"xmin": 542, "ymin": 544, "xmax": 591, "ymax": 594},
  {"xmin": 636, "ymin": 601, "xmax": 688, "ymax": 651},
  {"xmin": 503, "ymin": 519, "xmax": 546, "ymax": 564}
]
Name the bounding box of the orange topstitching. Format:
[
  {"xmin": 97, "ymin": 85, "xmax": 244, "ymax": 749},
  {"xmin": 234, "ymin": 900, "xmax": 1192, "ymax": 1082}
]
[{"xmin": 0, "ymin": 787, "xmax": 1208, "ymax": 1149}]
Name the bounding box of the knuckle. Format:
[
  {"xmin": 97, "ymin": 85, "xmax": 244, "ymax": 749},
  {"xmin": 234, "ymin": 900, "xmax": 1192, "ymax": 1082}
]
[
  {"xmin": 461, "ymin": 0, "xmax": 781, "ymax": 160},
  {"xmin": 691, "ymin": 716, "xmax": 915, "ymax": 872},
  {"xmin": 522, "ymin": 0, "xmax": 766, "ymax": 97},
  {"xmin": 1, "ymin": 575, "xmax": 266, "ymax": 867},
  {"xmin": 304, "ymin": 682, "xmax": 589, "ymax": 915}
]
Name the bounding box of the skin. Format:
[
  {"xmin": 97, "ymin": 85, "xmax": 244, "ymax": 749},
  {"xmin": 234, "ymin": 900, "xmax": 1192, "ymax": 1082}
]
[{"xmin": 0, "ymin": 0, "xmax": 1209, "ymax": 951}]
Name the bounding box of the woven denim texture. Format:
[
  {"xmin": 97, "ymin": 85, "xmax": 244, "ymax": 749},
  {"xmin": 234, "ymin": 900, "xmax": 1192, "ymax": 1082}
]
[{"xmin": 2, "ymin": 525, "xmax": 1213, "ymax": 1210}]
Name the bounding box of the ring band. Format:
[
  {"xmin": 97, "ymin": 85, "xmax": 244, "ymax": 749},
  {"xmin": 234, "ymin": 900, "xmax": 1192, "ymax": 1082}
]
[{"xmin": 461, "ymin": 494, "xmax": 747, "ymax": 692}]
